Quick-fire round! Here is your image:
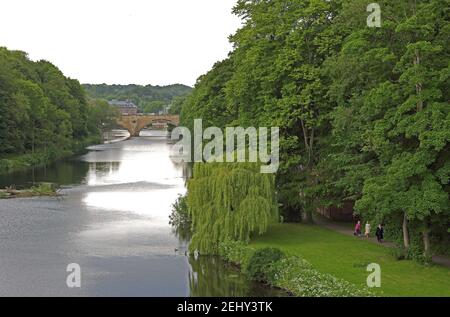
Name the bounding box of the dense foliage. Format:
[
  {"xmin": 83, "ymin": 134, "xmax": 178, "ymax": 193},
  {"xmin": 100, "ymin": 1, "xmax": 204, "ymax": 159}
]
[
  {"xmin": 83, "ymin": 83, "xmax": 192, "ymax": 114},
  {"xmin": 187, "ymin": 162, "xmax": 278, "ymax": 254},
  {"xmin": 181, "ymin": 0, "xmax": 450, "ymax": 256},
  {"xmin": 169, "ymin": 194, "xmax": 192, "ymax": 242},
  {"xmin": 219, "ymin": 240, "xmax": 373, "ymax": 297},
  {"xmin": 245, "ymin": 247, "xmax": 286, "ymax": 281},
  {"xmin": 0, "ymin": 47, "xmax": 118, "ymax": 173}
]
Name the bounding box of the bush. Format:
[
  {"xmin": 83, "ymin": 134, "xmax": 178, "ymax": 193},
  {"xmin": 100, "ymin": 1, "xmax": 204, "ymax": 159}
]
[
  {"xmin": 218, "ymin": 240, "xmax": 253, "ymax": 269},
  {"xmin": 406, "ymin": 245, "xmax": 432, "ymax": 264},
  {"xmin": 245, "ymin": 248, "xmax": 285, "ymax": 282},
  {"xmin": 390, "ymin": 245, "xmax": 433, "ymax": 264},
  {"xmin": 391, "ymin": 246, "xmax": 407, "ymax": 261},
  {"xmin": 169, "ymin": 195, "xmax": 192, "ymax": 241}
]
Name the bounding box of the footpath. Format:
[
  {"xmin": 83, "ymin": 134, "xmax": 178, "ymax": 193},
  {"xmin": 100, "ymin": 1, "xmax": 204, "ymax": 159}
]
[{"xmin": 312, "ymin": 213, "xmax": 450, "ymax": 268}]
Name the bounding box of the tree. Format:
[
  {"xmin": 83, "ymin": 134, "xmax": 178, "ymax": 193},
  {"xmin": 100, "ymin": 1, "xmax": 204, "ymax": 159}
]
[
  {"xmin": 355, "ymin": 0, "xmax": 450, "ymax": 254},
  {"xmin": 179, "ymin": 0, "xmax": 450, "ymax": 255},
  {"xmin": 0, "ymin": 47, "xmax": 119, "ymax": 168},
  {"xmin": 87, "ymin": 99, "xmax": 119, "ymax": 134},
  {"xmin": 187, "ymin": 162, "xmax": 278, "ymax": 254}
]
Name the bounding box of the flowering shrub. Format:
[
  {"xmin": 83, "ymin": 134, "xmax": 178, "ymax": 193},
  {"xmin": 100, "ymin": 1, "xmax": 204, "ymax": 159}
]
[
  {"xmin": 219, "ymin": 240, "xmax": 373, "ymax": 297},
  {"xmin": 267, "ymin": 257, "xmax": 373, "ymax": 297}
]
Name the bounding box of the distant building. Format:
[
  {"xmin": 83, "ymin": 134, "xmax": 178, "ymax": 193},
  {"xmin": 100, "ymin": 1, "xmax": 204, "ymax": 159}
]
[{"xmin": 109, "ymin": 100, "xmax": 138, "ymax": 115}]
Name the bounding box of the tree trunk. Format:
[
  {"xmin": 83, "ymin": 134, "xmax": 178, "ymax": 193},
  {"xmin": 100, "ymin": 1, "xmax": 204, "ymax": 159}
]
[
  {"xmin": 402, "ymin": 212, "xmax": 410, "ymax": 249},
  {"xmin": 423, "ymin": 221, "xmax": 431, "ymax": 257},
  {"xmin": 423, "ymin": 232, "xmax": 430, "ymax": 256}
]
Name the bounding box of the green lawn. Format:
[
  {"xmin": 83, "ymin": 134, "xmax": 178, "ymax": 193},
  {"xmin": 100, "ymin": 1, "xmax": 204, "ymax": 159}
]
[{"xmin": 250, "ymin": 224, "xmax": 450, "ymax": 297}]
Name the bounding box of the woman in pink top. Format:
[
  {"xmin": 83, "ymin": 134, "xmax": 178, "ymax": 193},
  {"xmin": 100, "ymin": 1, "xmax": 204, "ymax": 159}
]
[{"xmin": 354, "ymin": 221, "xmax": 362, "ymax": 237}]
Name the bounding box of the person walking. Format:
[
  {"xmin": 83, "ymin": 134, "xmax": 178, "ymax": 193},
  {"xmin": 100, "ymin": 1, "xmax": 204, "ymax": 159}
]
[
  {"xmin": 354, "ymin": 221, "xmax": 362, "ymax": 237},
  {"xmin": 375, "ymin": 224, "xmax": 384, "ymax": 243},
  {"xmin": 365, "ymin": 222, "xmax": 371, "ymax": 239}
]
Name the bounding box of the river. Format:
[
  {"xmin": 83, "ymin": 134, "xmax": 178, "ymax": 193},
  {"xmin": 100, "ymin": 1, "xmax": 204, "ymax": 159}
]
[{"xmin": 0, "ymin": 130, "xmax": 282, "ymax": 297}]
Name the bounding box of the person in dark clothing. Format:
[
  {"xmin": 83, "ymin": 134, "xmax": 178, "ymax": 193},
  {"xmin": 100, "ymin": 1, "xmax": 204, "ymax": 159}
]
[{"xmin": 375, "ymin": 224, "xmax": 384, "ymax": 243}]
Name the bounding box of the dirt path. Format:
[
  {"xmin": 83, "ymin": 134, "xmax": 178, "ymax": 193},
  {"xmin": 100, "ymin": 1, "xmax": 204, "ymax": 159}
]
[{"xmin": 312, "ymin": 213, "xmax": 450, "ymax": 268}]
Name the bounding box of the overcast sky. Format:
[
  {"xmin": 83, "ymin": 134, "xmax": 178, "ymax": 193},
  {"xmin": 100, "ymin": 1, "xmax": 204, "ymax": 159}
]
[{"xmin": 0, "ymin": 0, "xmax": 242, "ymax": 87}]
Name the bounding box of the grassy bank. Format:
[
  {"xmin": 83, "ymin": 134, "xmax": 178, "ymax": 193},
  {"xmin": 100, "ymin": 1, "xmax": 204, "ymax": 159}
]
[
  {"xmin": 0, "ymin": 135, "xmax": 101, "ymax": 176},
  {"xmin": 219, "ymin": 240, "xmax": 373, "ymax": 297},
  {"xmin": 250, "ymin": 224, "xmax": 450, "ymax": 297}
]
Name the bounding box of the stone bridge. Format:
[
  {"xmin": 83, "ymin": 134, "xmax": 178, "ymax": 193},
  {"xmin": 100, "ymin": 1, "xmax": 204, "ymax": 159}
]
[{"xmin": 117, "ymin": 114, "xmax": 180, "ymax": 137}]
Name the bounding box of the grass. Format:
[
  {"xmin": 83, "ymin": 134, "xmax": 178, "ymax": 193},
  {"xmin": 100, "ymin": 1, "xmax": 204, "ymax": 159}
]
[{"xmin": 250, "ymin": 224, "xmax": 450, "ymax": 297}]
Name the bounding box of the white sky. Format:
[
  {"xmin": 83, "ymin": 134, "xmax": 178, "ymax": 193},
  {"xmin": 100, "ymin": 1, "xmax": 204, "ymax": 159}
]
[{"xmin": 0, "ymin": 0, "xmax": 242, "ymax": 87}]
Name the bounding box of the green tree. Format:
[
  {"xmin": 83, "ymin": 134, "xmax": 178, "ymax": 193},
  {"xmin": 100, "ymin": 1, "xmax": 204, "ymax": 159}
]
[{"xmin": 187, "ymin": 162, "xmax": 278, "ymax": 254}]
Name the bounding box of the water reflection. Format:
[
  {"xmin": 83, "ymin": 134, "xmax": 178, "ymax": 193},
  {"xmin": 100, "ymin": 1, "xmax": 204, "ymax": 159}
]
[
  {"xmin": 79, "ymin": 131, "xmax": 186, "ymax": 233},
  {"xmin": 188, "ymin": 256, "xmax": 286, "ymax": 297},
  {"xmin": 0, "ymin": 160, "xmax": 89, "ymax": 189},
  {"xmin": 85, "ymin": 162, "xmax": 121, "ymax": 186}
]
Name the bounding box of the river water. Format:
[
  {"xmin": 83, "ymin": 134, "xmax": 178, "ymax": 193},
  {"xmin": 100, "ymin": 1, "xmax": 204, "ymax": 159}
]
[{"xmin": 0, "ymin": 130, "xmax": 281, "ymax": 297}]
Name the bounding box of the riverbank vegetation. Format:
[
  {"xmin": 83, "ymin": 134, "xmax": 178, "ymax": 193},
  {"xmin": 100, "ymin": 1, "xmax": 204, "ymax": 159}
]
[
  {"xmin": 180, "ymin": 0, "xmax": 450, "ymax": 259},
  {"xmin": 0, "ymin": 47, "xmax": 118, "ymax": 175},
  {"xmin": 0, "ymin": 183, "xmax": 59, "ymax": 199},
  {"xmin": 219, "ymin": 240, "xmax": 374, "ymax": 297}
]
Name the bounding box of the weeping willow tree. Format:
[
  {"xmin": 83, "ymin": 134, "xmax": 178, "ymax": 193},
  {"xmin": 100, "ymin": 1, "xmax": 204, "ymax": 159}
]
[{"xmin": 187, "ymin": 162, "xmax": 278, "ymax": 254}]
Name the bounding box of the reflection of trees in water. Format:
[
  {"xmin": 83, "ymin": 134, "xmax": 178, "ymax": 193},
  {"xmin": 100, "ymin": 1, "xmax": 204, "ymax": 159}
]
[
  {"xmin": 86, "ymin": 162, "xmax": 121, "ymax": 184},
  {"xmin": 188, "ymin": 256, "xmax": 251, "ymax": 297},
  {"xmin": 89, "ymin": 162, "xmax": 121, "ymax": 173},
  {"xmin": 0, "ymin": 160, "xmax": 90, "ymax": 188},
  {"xmin": 188, "ymin": 256, "xmax": 283, "ymax": 297}
]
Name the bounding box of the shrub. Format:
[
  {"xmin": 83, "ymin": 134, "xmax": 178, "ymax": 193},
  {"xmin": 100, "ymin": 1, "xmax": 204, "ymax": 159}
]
[
  {"xmin": 169, "ymin": 195, "xmax": 190, "ymax": 226},
  {"xmin": 218, "ymin": 240, "xmax": 253, "ymax": 269},
  {"xmin": 169, "ymin": 195, "xmax": 192, "ymax": 241},
  {"xmin": 245, "ymin": 248, "xmax": 285, "ymax": 282},
  {"xmin": 406, "ymin": 245, "xmax": 432, "ymax": 264},
  {"xmin": 391, "ymin": 246, "xmax": 407, "ymax": 261}
]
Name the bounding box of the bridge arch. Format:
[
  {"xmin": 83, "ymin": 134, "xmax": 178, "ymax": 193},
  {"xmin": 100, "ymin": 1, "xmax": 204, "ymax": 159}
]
[{"xmin": 117, "ymin": 114, "xmax": 180, "ymax": 137}]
